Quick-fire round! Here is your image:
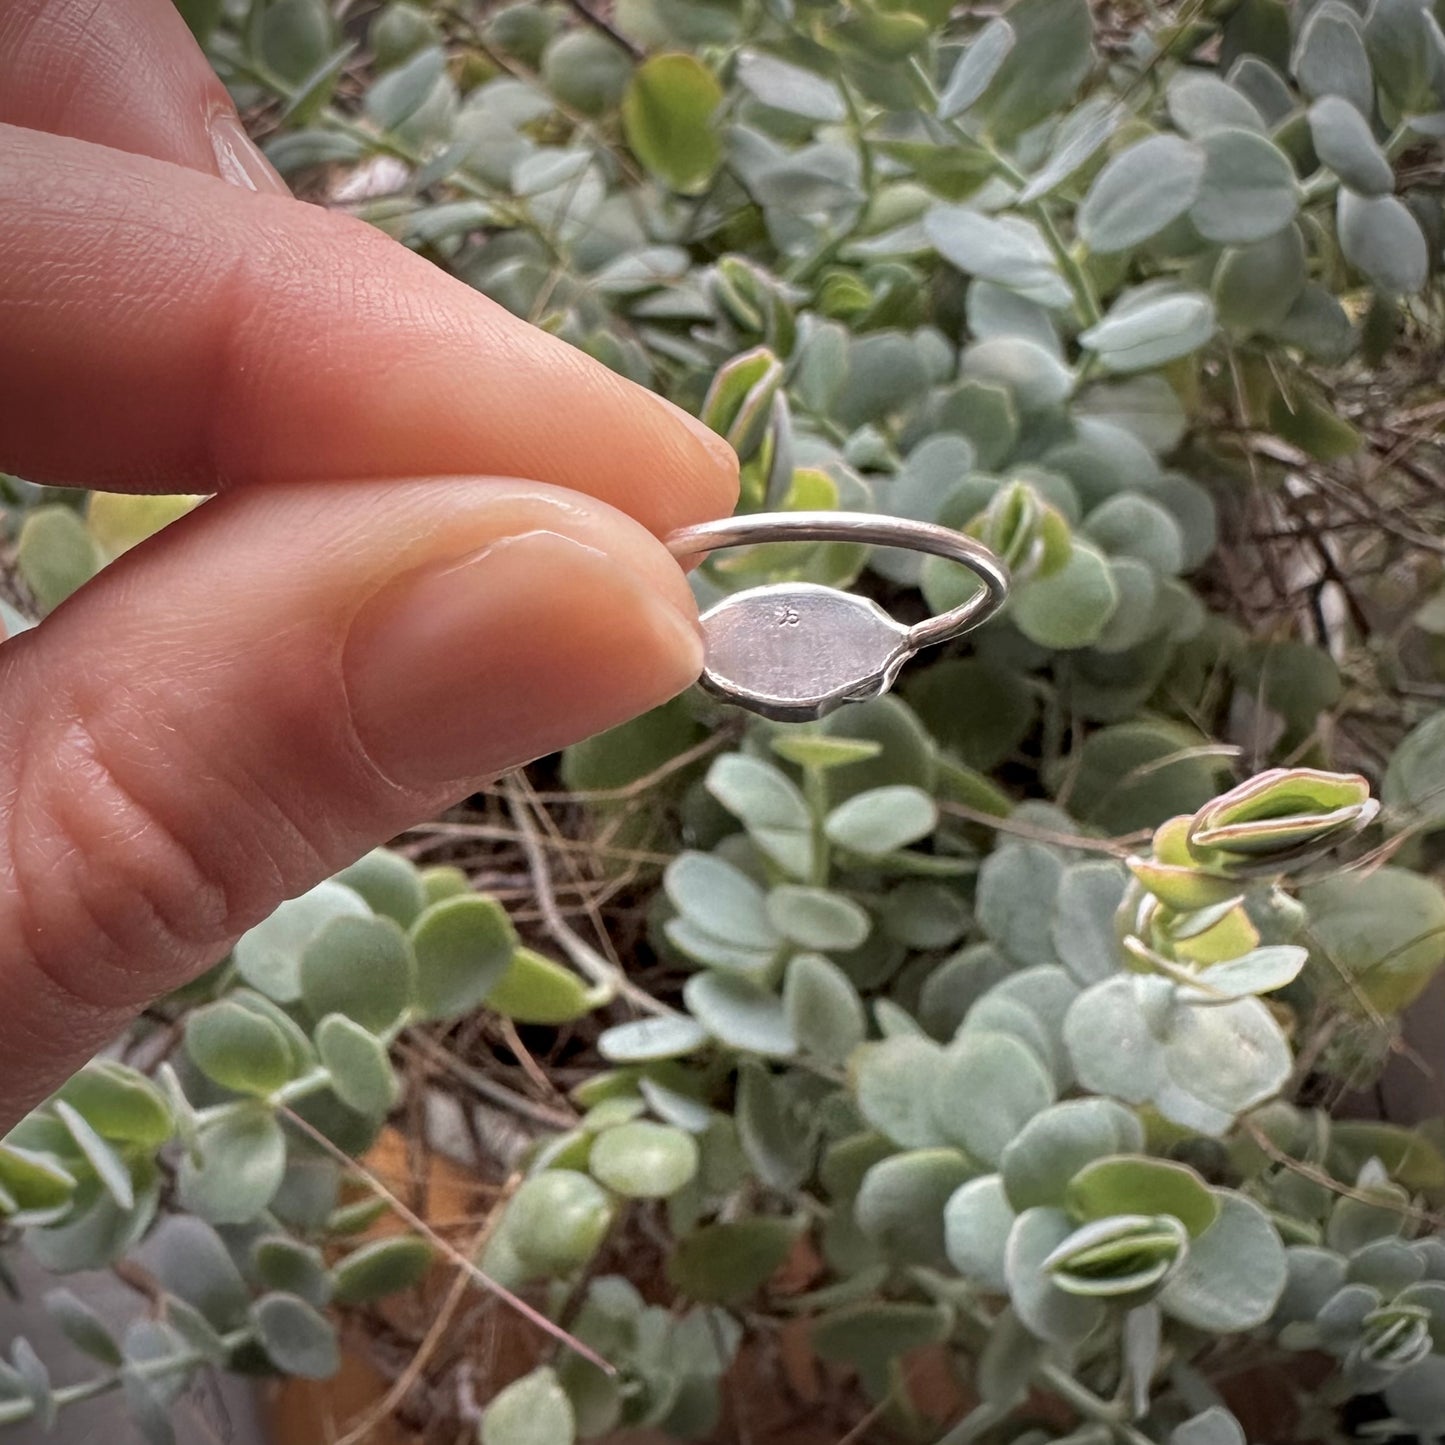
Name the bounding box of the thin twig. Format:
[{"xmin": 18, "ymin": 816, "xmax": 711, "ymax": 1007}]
[
  {"xmin": 279, "ymin": 1107, "xmax": 613, "ymax": 1373},
  {"xmin": 502, "ymin": 775, "xmax": 676, "ymax": 1017}
]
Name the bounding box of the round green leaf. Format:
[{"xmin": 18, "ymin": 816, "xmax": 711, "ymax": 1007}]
[
  {"xmin": 487, "ymin": 948, "xmax": 598, "ymax": 1024},
  {"xmin": 1079, "ymin": 136, "xmax": 1205, "ymax": 254},
  {"xmin": 1224, "ymin": 63, "xmax": 1290, "ymax": 129},
  {"xmin": 767, "ymin": 887, "xmax": 871, "ymax": 952},
  {"xmin": 1013, "ymin": 543, "xmax": 1119, "ymax": 649},
  {"xmin": 1176, "ymin": 945, "xmax": 1308, "ymax": 1003},
  {"xmin": 250, "ymin": 1237, "xmax": 329, "ymax": 1311},
  {"xmin": 44, "ymin": 1288, "xmax": 122, "ymax": 1366},
  {"xmin": 667, "ymin": 1218, "xmax": 803, "ymax": 1304},
  {"xmin": 1292, "ymin": 0, "xmax": 1375, "ymax": 114},
  {"xmin": 409, "ymin": 894, "xmax": 516, "ymax": 1020},
  {"xmin": 482, "ymin": 1367, "xmax": 576, "ymax": 1445},
  {"xmin": 977, "ymin": 843, "xmax": 1065, "ymax": 967},
  {"xmin": 1302, "ymin": 866, "xmax": 1445, "ymax": 1014},
  {"xmin": 934, "ymin": 1030, "xmax": 1056, "ymax": 1165},
  {"xmin": 938, "ymin": 17, "xmax": 1017, "ymax": 118},
  {"xmin": 541, "ymin": 28, "xmax": 632, "ymax": 115},
  {"xmin": 960, "ymin": 336, "xmax": 1075, "ymax": 412},
  {"xmin": 925, "ymin": 206, "xmax": 1070, "ymax": 307},
  {"xmin": 54, "ymin": 1063, "xmax": 173, "ymax": 1149},
  {"xmin": 706, "ymin": 753, "xmax": 813, "ymax": 877},
  {"xmin": 854, "ymin": 1035, "xmax": 949, "ymax": 1148},
  {"xmin": 737, "ymin": 49, "xmax": 845, "ymax": 121},
  {"xmin": 771, "ymin": 734, "xmax": 884, "ymax": 771},
  {"xmin": 825, "ymin": 785, "xmax": 938, "ymax": 855},
  {"xmin": 1064, "ymin": 975, "xmax": 1167, "ymax": 1106},
  {"xmin": 855, "ymin": 1148, "xmax": 974, "ymax": 1264},
  {"xmin": 53, "ymin": 1101, "xmax": 133, "ymax": 1211},
  {"xmin": 1081, "ymin": 285, "xmax": 1217, "ymax": 372},
  {"xmin": 945, "ymin": 1173, "xmax": 1018, "ymax": 1290},
  {"xmin": 783, "ymin": 953, "xmax": 867, "ymax": 1066},
  {"xmin": 1153, "ymin": 997, "xmax": 1292, "ymax": 1136},
  {"xmin": 1159, "ymin": 1190, "xmax": 1287, "ymax": 1331},
  {"xmin": 1214, "ymin": 223, "xmax": 1308, "ymax": 334},
  {"xmin": 906, "ymin": 658, "xmax": 1037, "ymax": 771},
  {"xmin": 233, "ymin": 880, "xmax": 371, "ymax": 1002},
  {"xmin": 331, "ymin": 1235, "xmax": 433, "ymax": 1305},
  {"xmin": 1308, "ymin": 96, "xmax": 1394, "ymax": 194},
  {"xmin": 177, "ymin": 1105, "xmax": 286, "ymax": 1225},
  {"xmin": 589, "ymin": 1121, "xmax": 699, "ymax": 1199},
  {"xmin": 0, "ymin": 1144, "xmax": 75, "ymax": 1225},
  {"xmin": 1385, "ymin": 1357, "xmax": 1445, "ymax": 1439},
  {"xmin": 622, "ymin": 53, "xmax": 722, "ymax": 194},
  {"xmin": 1017, "ymin": 94, "xmax": 1121, "ymax": 203},
  {"xmin": 1272, "ymin": 282, "xmax": 1356, "ymax": 361},
  {"xmin": 683, "ymin": 972, "xmax": 797, "ymax": 1057},
  {"xmin": 1337, "ymin": 189, "xmax": 1429, "ymax": 294},
  {"xmin": 665, "ymin": 852, "xmax": 780, "ymax": 952},
  {"xmin": 141, "ymin": 1217, "xmax": 250, "ymax": 1330},
  {"xmin": 1146, "ymin": 472, "xmax": 1218, "ymax": 571},
  {"xmin": 1190, "ymin": 128, "xmax": 1298, "ymax": 244},
  {"xmin": 1365, "ymin": 0, "xmax": 1440, "ymax": 112},
  {"xmin": 1384, "ymin": 712, "xmax": 1445, "ymax": 828},
  {"xmin": 736, "ymin": 1062, "xmax": 811, "ymax": 1190},
  {"xmin": 598, "ymin": 1015, "xmax": 708, "ymax": 1063},
  {"xmin": 333, "ymin": 848, "xmax": 425, "ymax": 928},
  {"xmin": 1167, "ymin": 70, "xmax": 1268, "ymax": 136},
  {"xmin": 1273, "ymin": 1245, "xmax": 1349, "ymax": 1325},
  {"xmin": 186, "ymin": 1000, "xmax": 293, "ymax": 1097},
  {"xmin": 252, "ymin": 1292, "xmax": 340, "ymax": 1379},
  {"xmin": 1006, "ymin": 1206, "xmax": 1108, "ymax": 1344},
  {"xmin": 1001, "ymin": 1098, "xmax": 1144, "ymax": 1211},
  {"xmin": 1060, "ymin": 720, "xmax": 1227, "ymax": 834},
  {"xmin": 974, "ymin": 0, "xmax": 1093, "ymax": 138},
  {"xmin": 1052, "ymin": 862, "xmax": 1129, "ymax": 985},
  {"xmin": 1067, "ymin": 1156, "xmax": 1220, "ymax": 1237},
  {"xmin": 505, "ymin": 1170, "xmax": 614, "ymax": 1276},
  {"xmin": 1086, "ymin": 493, "xmax": 1186, "ymax": 574},
  {"xmin": 16, "ymin": 505, "xmax": 100, "ymax": 610},
  {"xmin": 811, "ymin": 1301, "xmax": 951, "ymax": 1368},
  {"xmin": 315, "ymin": 1014, "xmax": 399, "ymax": 1119},
  {"xmin": 300, "ymin": 914, "xmax": 413, "ymax": 1032},
  {"xmin": 880, "ymin": 880, "xmax": 971, "ymax": 950}
]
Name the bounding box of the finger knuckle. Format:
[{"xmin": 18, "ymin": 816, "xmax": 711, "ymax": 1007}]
[{"xmin": 3, "ymin": 699, "xmax": 241, "ymax": 1008}]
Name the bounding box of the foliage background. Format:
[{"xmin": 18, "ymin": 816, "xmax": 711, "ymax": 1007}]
[{"xmin": 2, "ymin": 0, "xmax": 1445, "ymax": 1441}]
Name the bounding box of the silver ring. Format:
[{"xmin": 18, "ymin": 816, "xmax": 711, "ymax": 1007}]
[{"xmin": 665, "ymin": 511, "xmax": 1010, "ymax": 723}]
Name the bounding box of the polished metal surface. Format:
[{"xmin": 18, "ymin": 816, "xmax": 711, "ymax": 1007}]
[{"xmin": 666, "ymin": 511, "xmax": 1010, "ymax": 722}]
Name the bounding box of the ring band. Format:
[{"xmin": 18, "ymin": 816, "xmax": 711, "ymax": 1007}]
[{"xmin": 664, "ymin": 511, "xmax": 1011, "ymax": 722}]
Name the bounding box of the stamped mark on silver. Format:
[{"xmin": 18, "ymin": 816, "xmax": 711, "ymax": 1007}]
[{"xmin": 666, "ymin": 513, "xmax": 1011, "ymax": 723}]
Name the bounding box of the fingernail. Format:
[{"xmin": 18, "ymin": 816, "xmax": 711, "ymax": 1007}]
[
  {"xmin": 209, "ymin": 111, "xmax": 291, "ymax": 196},
  {"xmin": 650, "ymin": 392, "xmax": 741, "ymax": 482},
  {"xmin": 343, "ymin": 531, "xmax": 703, "ymax": 789}
]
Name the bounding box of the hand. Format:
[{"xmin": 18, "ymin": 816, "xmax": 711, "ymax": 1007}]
[{"xmin": 0, "ymin": 0, "xmax": 738, "ymax": 1127}]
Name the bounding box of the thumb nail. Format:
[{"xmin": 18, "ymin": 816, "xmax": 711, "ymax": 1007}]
[
  {"xmin": 209, "ymin": 111, "xmax": 291, "ymax": 196},
  {"xmin": 343, "ymin": 530, "xmax": 703, "ymax": 789}
]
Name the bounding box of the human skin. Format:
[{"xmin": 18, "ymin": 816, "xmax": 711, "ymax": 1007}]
[{"xmin": 0, "ymin": 0, "xmax": 739, "ymax": 1128}]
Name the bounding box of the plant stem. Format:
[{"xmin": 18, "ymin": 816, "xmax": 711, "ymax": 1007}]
[
  {"xmin": 503, "ymin": 777, "xmax": 675, "ymax": 1016},
  {"xmin": 1037, "ymin": 1361, "xmax": 1160, "ymax": 1445},
  {"xmin": 804, "ymin": 763, "xmax": 831, "ymax": 887},
  {"xmin": 905, "ymin": 55, "xmax": 1102, "ymax": 329},
  {"xmin": 0, "ymin": 1329, "xmax": 253, "ymax": 1425}
]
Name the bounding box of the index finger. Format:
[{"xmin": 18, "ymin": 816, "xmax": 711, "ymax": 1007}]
[
  {"xmin": 0, "ymin": 0, "xmax": 276, "ymax": 183},
  {"xmin": 0, "ymin": 125, "xmax": 737, "ymax": 535}
]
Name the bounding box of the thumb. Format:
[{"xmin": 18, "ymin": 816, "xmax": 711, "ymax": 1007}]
[{"xmin": 0, "ymin": 477, "xmax": 701, "ymax": 1125}]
